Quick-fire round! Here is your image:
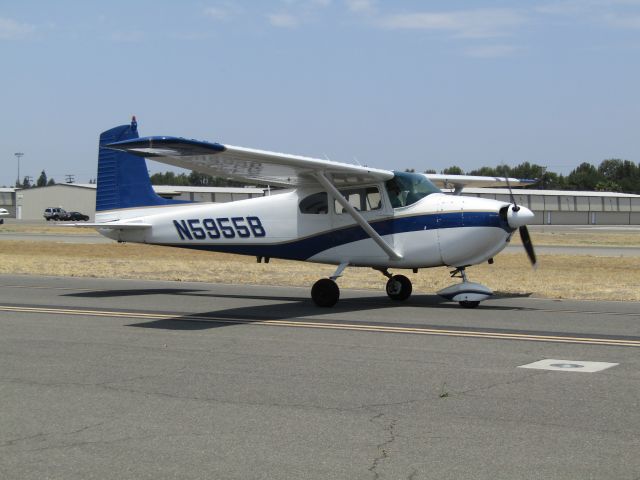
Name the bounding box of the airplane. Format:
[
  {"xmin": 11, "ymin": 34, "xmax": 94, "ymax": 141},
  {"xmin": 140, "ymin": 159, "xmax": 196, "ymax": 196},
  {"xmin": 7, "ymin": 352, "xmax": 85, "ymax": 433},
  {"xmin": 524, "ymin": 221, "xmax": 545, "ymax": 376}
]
[{"xmin": 85, "ymin": 117, "xmax": 536, "ymax": 308}]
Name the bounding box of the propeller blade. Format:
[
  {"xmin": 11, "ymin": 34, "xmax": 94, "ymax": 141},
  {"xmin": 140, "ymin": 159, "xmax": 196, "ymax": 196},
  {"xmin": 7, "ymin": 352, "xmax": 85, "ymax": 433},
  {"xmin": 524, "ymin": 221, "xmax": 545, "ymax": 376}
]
[{"xmin": 519, "ymin": 225, "xmax": 537, "ymax": 266}]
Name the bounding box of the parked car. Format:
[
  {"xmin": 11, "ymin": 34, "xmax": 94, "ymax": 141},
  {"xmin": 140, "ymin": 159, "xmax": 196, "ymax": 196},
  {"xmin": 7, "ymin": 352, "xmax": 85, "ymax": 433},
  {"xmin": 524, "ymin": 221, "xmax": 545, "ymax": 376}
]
[
  {"xmin": 64, "ymin": 211, "xmax": 90, "ymax": 221},
  {"xmin": 43, "ymin": 207, "xmax": 67, "ymax": 221}
]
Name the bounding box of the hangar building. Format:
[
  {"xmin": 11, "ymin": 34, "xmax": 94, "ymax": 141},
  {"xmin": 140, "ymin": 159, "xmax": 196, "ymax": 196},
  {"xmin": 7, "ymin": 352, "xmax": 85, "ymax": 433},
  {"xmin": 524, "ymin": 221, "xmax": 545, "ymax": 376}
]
[{"xmin": 462, "ymin": 188, "xmax": 640, "ymax": 225}]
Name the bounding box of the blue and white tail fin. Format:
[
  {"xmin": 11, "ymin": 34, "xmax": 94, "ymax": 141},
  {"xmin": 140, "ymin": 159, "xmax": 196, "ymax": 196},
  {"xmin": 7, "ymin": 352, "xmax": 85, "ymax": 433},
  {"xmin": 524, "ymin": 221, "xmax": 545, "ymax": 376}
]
[{"xmin": 96, "ymin": 117, "xmax": 183, "ymax": 212}]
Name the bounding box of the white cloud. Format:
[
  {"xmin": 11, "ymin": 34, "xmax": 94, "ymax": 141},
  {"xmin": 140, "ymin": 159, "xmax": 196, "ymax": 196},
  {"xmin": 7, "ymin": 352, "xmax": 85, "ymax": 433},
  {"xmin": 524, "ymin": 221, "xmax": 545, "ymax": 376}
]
[
  {"xmin": 534, "ymin": 1, "xmax": 590, "ymax": 16},
  {"xmin": 0, "ymin": 17, "xmax": 35, "ymax": 40},
  {"xmin": 346, "ymin": 0, "xmax": 376, "ymax": 14},
  {"xmin": 267, "ymin": 12, "xmax": 300, "ymax": 28},
  {"xmin": 377, "ymin": 8, "xmax": 525, "ymax": 38},
  {"xmin": 204, "ymin": 4, "xmax": 242, "ymax": 21},
  {"xmin": 464, "ymin": 44, "xmax": 518, "ymax": 58},
  {"xmin": 204, "ymin": 2, "xmax": 242, "ymax": 21},
  {"xmin": 204, "ymin": 7, "xmax": 230, "ymax": 20}
]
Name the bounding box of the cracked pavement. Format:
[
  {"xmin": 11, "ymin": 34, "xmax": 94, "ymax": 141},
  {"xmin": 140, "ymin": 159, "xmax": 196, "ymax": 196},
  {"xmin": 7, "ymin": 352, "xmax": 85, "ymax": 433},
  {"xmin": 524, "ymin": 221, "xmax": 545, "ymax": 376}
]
[{"xmin": 1, "ymin": 275, "xmax": 640, "ymax": 479}]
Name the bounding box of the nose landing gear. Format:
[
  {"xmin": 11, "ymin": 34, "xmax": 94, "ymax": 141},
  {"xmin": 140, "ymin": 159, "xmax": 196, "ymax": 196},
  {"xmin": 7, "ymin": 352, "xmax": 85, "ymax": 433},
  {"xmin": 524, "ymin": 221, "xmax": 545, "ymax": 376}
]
[
  {"xmin": 310, "ymin": 264, "xmax": 415, "ymax": 307},
  {"xmin": 437, "ymin": 267, "xmax": 493, "ymax": 308}
]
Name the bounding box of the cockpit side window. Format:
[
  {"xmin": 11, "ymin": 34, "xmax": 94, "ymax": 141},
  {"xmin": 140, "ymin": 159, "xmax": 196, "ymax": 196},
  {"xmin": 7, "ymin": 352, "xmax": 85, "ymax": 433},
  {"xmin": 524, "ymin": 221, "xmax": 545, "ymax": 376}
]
[
  {"xmin": 299, "ymin": 192, "xmax": 328, "ymax": 214},
  {"xmin": 385, "ymin": 171, "xmax": 441, "ymax": 208},
  {"xmin": 334, "ymin": 186, "xmax": 382, "ymax": 214}
]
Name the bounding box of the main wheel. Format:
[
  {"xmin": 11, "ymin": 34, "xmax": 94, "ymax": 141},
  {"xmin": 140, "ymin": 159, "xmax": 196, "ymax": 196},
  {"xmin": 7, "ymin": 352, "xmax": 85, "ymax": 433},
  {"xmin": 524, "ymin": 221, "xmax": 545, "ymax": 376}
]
[
  {"xmin": 311, "ymin": 278, "xmax": 340, "ymax": 307},
  {"xmin": 459, "ymin": 300, "xmax": 480, "ymax": 309},
  {"xmin": 386, "ymin": 274, "xmax": 412, "ymax": 301}
]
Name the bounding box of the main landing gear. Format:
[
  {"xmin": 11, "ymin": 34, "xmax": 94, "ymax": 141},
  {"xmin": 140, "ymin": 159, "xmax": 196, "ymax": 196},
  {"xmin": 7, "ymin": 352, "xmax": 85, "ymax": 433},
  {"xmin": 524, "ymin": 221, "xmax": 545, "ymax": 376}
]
[
  {"xmin": 310, "ymin": 264, "xmax": 414, "ymax": 307},
  {"xmin": 379, "ymin": 268, "xmax": 413, "ymax": 301},
  {"xmin": 311, "ymin": 278, "xmax": 340, "ymax": 307}
]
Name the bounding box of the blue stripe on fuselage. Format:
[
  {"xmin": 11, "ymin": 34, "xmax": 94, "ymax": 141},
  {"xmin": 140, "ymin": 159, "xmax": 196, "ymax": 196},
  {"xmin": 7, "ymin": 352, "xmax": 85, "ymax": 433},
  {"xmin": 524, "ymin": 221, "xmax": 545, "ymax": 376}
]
[{"xmin": 162, "ymin": 211, "xmax": 509, "ymax": 261}]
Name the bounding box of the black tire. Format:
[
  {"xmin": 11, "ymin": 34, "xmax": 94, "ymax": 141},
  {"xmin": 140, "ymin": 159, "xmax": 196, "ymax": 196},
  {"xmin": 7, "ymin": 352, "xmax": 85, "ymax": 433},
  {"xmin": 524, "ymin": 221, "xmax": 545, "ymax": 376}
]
[
  {"xmin": 386, "ymin": 274, "xmax": 412, "ymax": 301},
  {"xmin": 459, "ymin": 301, "xmax": 480, "ymax": 309},
  {"xmin": 45, "ymin": 218, "xmax": 50, "ymax": 221},
  {"xmin": 311, "ymin": 278, "xmax": 340, "ymax": 307}
]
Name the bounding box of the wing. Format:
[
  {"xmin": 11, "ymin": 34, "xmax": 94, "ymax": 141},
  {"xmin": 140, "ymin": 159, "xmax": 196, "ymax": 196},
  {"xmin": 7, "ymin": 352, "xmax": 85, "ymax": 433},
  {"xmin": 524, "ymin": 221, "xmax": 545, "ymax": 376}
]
[
  {"xmin": 426, "ymin": 174, "xmax": 536, "ymax": 190},
  {"xmin": 105, "ymin": 136, "xmax": 394, "ymax": 187}
]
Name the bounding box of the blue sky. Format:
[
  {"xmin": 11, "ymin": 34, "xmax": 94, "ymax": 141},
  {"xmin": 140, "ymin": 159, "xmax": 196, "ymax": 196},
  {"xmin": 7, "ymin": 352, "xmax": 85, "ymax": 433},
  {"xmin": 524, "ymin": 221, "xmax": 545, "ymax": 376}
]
[{"xmin": 1, "ymin": 0, "xmax": 640, "ymax": 186}]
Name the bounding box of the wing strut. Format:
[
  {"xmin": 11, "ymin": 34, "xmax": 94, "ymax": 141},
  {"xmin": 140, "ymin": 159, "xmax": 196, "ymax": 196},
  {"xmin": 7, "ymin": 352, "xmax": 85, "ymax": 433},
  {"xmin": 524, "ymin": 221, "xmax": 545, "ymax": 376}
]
[{"xmin": 314, "ymin": 172, "xmax": 403, "ymax": 261}]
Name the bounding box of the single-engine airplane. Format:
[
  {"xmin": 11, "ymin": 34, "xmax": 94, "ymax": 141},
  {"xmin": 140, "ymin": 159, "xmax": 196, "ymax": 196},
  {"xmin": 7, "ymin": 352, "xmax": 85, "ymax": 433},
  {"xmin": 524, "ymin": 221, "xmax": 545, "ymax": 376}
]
[
  {"xmin": 0, "ymin": 208, "xmax": 9, "ymax": 224},
  {"xmin": 88, "ymin": 117, "xmax": 536, "ymax": 308}
]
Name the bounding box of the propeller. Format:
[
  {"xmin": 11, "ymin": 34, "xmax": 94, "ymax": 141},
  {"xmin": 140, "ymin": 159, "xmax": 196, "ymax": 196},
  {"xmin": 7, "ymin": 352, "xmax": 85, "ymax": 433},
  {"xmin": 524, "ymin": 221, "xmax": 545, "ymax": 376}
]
[
  {"xmin": 519, "ymin": 223, "xmax": 537, "ymax": 266},
  {"xmin": 503, "ymin": 176, "xmax": 537, "ymax": 267}
]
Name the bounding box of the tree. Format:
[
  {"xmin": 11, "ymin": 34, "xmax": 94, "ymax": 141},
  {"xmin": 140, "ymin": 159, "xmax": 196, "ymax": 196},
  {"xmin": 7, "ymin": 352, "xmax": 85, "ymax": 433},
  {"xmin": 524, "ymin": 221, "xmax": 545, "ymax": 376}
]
[
  {"xmin": 467, "ymin": 166, "xmax": 498, "ymax": 176},
  {"xmin": 598, "ymin": 159, "xmax": 640, "ymax": 194},
  {"xmin": 22, "ymin": 176, "xmax": 31, "ymax": 188},
  {"xmin": 37, "ymin": 170, "xmax": 48, "ymax": 187},
  {"xmin": 441, "ymin": 166, "xmax": 463, "ymax": 175},
  {"xmin": 510, "ymin": 162, "xmax": 546, "ymax": 181},
  {"xmin": 150, "ymin": 170, "xmax": 248, "ymax": 187},
  {"xmin": 566, "ymin": 162, "xmax": 603, "ymax": 191},
  {"xmin": 47, "ymin": 178, "xmax": 56, "ymax": 186},
  {"xmin": 595, "ymin": 179, "xmax": 621, "ymax": 192}
]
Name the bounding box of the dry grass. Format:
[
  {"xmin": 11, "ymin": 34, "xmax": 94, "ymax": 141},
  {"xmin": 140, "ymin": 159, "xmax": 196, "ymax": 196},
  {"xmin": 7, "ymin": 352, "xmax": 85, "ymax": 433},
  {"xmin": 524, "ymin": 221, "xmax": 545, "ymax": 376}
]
[
  {"xmin": 0, "ymin": 224, "xmax": 96, "ymax": 235},
  {"xmin": 512, "ymin": 230, "xmax": 640, "ymax": 247},
  {"xmin": 2, "ymin": 240, "xmax": 639, "ymax": 301}
]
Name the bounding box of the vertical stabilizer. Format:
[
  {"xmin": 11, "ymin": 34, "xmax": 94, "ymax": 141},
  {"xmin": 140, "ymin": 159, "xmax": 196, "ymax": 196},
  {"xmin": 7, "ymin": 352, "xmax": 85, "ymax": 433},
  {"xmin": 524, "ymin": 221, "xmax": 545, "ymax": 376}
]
[{"xmin": 96, "ymin": 117, "xmax": 182, "ymax": 211}]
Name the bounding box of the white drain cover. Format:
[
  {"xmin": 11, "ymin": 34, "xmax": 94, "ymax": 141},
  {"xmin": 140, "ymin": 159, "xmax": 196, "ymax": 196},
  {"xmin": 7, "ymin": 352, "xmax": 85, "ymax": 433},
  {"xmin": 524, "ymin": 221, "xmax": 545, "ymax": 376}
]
[{"xmin": 518, "ymin": 359, "xmax": 618, "ymax": 373}]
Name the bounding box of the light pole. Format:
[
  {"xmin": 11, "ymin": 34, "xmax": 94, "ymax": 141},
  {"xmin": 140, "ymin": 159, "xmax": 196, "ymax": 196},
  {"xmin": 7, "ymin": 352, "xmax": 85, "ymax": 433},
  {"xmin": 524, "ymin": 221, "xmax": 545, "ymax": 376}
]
[{"xmin": 14, "ymin": 152, "xmax": 24, "ymax": 187}]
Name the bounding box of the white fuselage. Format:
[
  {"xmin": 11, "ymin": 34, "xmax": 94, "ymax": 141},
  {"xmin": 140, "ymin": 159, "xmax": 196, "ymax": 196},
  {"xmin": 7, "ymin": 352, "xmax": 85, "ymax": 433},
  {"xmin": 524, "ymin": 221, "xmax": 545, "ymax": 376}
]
[{"xmin": 96, "ymin": 185, "xmax": 516, "ymax": 270}]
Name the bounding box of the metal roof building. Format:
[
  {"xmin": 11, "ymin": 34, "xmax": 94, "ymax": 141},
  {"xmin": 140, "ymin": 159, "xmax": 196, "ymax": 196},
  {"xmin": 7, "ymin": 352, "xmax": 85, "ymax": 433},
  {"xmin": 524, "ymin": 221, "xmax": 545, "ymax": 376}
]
[{"xmin": 460, "ymin": 188, "xmax": 640, "ymax": 225}]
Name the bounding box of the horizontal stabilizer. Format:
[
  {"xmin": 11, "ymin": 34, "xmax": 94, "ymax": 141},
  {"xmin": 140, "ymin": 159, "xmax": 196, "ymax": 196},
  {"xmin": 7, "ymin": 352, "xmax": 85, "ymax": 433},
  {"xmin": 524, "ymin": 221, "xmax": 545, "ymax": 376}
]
[{"xmin": 71, "ymin": 222, "xmax": 152, "ymax": 230}]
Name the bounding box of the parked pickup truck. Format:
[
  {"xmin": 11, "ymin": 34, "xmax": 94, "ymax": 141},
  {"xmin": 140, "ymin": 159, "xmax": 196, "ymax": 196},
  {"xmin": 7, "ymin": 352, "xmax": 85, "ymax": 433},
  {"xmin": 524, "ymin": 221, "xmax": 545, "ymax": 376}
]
[{"xmin": 43, "ymin": 207, "xmax": 67, "ymax": 221}]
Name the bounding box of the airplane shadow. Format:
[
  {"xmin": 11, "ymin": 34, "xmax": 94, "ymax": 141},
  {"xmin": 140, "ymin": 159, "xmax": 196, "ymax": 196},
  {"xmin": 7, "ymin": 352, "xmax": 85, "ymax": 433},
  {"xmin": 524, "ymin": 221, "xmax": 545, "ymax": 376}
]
[
  {"xmin": 63, "ymin": 286, "xmax": 534, "ymax": 331},
  {"xmin": 65, "ymin": 288, "xmax": 208, "ymax": 298}
]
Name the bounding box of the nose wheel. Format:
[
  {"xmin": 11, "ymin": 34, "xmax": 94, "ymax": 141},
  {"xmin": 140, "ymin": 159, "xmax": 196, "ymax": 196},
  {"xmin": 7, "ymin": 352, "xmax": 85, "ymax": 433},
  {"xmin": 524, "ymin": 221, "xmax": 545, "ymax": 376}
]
[{"xmin": 436, "ymin": 267, "xmax": 492, "ymax": 308}]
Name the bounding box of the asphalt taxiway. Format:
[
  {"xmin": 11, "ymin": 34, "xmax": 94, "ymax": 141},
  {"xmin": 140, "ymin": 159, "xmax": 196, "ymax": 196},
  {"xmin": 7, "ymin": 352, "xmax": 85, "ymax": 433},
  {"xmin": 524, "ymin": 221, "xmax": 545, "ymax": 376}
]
[{"xmin": 1, "ymin": 274, "xmax": 639, "ymax": 479}]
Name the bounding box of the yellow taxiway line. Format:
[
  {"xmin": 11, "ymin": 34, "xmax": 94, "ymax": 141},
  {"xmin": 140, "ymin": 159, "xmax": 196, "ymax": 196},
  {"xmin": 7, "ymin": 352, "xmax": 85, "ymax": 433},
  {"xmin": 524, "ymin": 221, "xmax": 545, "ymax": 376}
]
[{"xmin": 1, "ymin": 304, "xmax": 639, "ymax": 347}]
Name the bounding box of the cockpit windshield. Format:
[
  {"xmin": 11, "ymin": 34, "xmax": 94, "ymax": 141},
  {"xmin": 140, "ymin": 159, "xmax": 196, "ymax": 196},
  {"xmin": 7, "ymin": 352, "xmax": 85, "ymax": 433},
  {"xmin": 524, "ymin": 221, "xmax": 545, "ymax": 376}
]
[{"xmin": 385, "ymin": 171, "xmax": 441, "ymax": 208}]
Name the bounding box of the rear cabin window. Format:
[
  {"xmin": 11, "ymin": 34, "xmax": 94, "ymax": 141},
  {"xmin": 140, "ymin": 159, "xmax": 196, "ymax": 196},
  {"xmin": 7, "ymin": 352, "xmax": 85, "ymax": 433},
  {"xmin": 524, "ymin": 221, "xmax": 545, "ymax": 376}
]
[
  {"xmin": 299, "ymin": 192, "xmax": 328, "ymax": 214},
  {"xmin": 335, "ymin": 186, "xmax": 382, "ymax": 214}
]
